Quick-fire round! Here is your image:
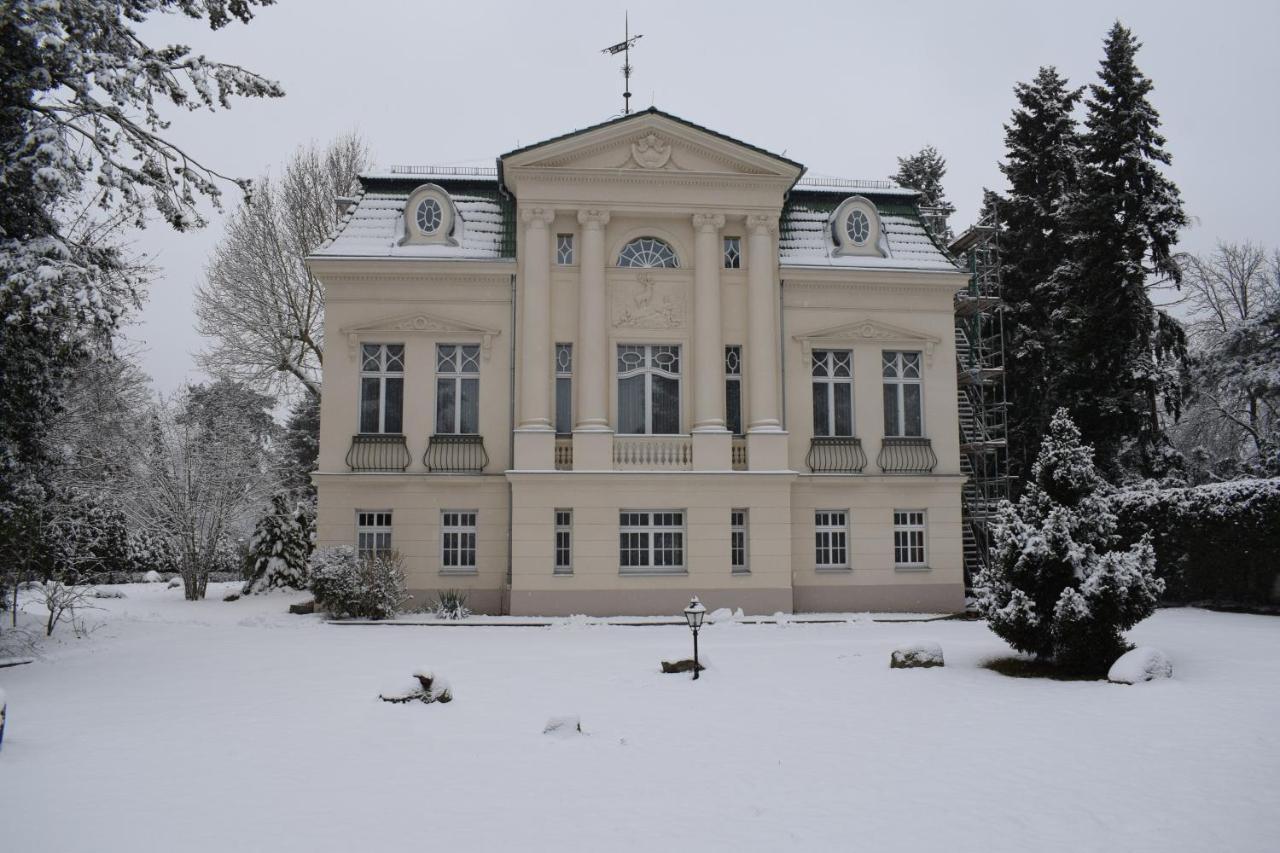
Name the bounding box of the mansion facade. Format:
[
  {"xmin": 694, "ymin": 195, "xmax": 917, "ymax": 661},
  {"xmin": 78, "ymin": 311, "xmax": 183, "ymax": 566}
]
[{"xmin": 309, "ymin": 109, "xmax": 970, "ymax": 615}]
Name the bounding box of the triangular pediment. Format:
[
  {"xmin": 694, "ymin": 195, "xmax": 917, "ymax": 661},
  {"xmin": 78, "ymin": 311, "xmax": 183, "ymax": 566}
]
[
  {"xmin": 341, "ymin": 311, "xmax": 501, "ymax": 359},
  {"xmin": 794, "ymin": 318, "xmax": 941, "ymax": 366},
  {"xmin": 501, "ymin": 109, "xmax": 804, "ymax": 182}
]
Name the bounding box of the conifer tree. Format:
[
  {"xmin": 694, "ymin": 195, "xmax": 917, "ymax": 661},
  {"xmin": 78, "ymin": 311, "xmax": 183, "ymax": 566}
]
[
  {"xmin": 1049, "ymin": 22, "xmax": 1189, "ymax": 477},
  {"xmin": 893, "ymin": 145, "xmax": 953, "ymax": 239},
  {"xmin": 242, "ymin": 492, "xmax": 310, "ymax": 593}
]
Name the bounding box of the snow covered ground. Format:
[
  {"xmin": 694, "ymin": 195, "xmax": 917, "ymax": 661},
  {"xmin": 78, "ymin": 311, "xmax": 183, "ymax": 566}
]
[{"xmin": 1, "ymin": 583, "xmax": 1277, "ymax": 852}]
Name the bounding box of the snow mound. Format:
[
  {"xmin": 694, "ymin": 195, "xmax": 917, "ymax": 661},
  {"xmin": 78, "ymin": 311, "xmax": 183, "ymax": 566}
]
[
  {"xmin": 166, "ymin": 577, "xmax": 182, "ymax": 589},
  {"xmin": 93, "ymin": 588, "xmax": 126, "ymax": 599},
  {"xmin": 543, "ymin": 715, "xmax": 582, "ymax": 736},
  {"xmin": 890, "ymin": 642, "xmax": 945, "ymax": 668},
  {"xmin": 143, "ymin": 570, "xmax": 163, "ymax": 583},
  {"xmin": 1108, "ymin": 647, "xmax": 1173, "ymax": 684}
]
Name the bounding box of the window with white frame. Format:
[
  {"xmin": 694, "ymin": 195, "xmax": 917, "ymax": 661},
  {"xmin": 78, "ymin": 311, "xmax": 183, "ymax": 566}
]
[
  {"xmin": 556, "ymin": 233, "xmax": 575, "ymax": 265},
  {"xmin": 723, "ymin": 236, "xmax": 741, "ymax": 269},
  {"xmin": 436, "ymin": 344, "xmax": 480, "ymax": 434},
  {"xmin": 725, "ymin": 345, "xmax": 743, "ymax": 435},
  {"xmin": 617, "ymin": 344, "xmax": 680, "ymax": 434},
  {"xmin": 812, "ymin": 349, "xmax": 854, "ymax": 437},
  {"xmin": 554, "ymin": 509, "xmax": 572, "ymax": 574},
  {"xmin": 359, "ymin": 344, "xmax": 405, "ymax": 434},
  {"xmin": 356, "ymin": 511, "xmax": 393, "ymax": 559},
  {"xmin": 883, "ymin": 351, "xmax": 924, "ymax": 437},
  {"xmin": 441, "ymin": 510, "xmax": 477, "ymax": 572},
  {"xmin": 617, "ymin": 237, "xmax": 679, "ymax": 268},
  {"xmin": 731, "ymin": 509, "xmax": 749, "ymax": 574},
  {"xmin": 894, "ymin": 510, "xmax": 927, "ymax": 567},
  {"xmin": 555, "ymin": 343, "xmax": 573, "ymax": 435},
  {"xmin": 619, "ymin": 511, "xmax": 685, "ymax": 573},
  {"xmin": 815, "ymin": 510, "xmax": 849, "ymax": 570}
]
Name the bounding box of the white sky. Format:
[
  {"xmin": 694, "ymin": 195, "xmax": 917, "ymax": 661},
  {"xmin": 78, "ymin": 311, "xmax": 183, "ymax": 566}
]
[{"xmin": 124, "ymin": 0, "xmax": 1280, "ymax": 394}]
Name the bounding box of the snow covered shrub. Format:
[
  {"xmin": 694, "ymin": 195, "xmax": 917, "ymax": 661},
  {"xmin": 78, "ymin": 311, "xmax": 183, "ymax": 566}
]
[
  {"xmin": 309, "ymin": 547, "xmax": 409, "ymax": 619},
  {"xmin": 433, "ymin": 589, "xmax": 470, "ymax": 620},
  {"xmin": 1109, "ymin": 479, "xmax": 1280, "ymax": 605},
  {"xmin": 976, "ymin": 409, "xmax": 1164, "ymax": 673},
  {"xmin": 241, "ymin": 493, "xmax": 314, "ymax": 594}
]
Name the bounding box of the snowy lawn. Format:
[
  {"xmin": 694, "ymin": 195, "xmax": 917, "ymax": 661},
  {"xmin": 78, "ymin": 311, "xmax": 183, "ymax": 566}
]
[{"xmin": 1, "ymin": 584, "xmax": 1277, "ymax": 853}]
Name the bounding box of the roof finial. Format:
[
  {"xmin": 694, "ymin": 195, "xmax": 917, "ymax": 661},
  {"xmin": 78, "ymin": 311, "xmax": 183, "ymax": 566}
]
[{"xmin": 601, "ymin": 12, "xmax": 643, "ymax": 116}]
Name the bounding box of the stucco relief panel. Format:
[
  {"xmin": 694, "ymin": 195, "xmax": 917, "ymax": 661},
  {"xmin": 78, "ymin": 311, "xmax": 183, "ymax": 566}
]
[{"xmin": 610, "ymin": 273, "xmax": 687, "ymax": 329}]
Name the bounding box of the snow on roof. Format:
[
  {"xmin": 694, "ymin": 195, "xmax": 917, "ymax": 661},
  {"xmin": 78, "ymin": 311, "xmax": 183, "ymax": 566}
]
[
  {"xmin": 794, "ymin": 175, "xmax": 920, "ymax": 197},
  {"xmin": 360, "ymin": 165, "xmax": 498, "ymax": 182},
  {"xmin": 780, "ymin": 196, "xmax": 960, "ymax": 272}
]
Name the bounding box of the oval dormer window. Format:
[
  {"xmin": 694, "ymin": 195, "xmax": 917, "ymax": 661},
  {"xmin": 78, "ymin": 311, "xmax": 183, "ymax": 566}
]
[
  {"xmin": 415, "ymin": 197, "xmax": 443, "ymax": 235},
  {"xmin": 617, "ymin": 237, "xmax": 679, "ymax": 268},
  {"xmin": 846, "ymin": 209, "xmax": 870, "ymax": 245}
]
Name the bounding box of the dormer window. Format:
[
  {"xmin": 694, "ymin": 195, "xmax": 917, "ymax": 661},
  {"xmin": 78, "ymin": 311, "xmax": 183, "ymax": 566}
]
[
  {"xmin": 617, "ymin": 237, "xmax": 679, "ymax": 268},
  {"xmin": 402, "ymin": 183, "xmax": 457, "ymax": 246},
  {"xmin": 831, "ymin": 196, "xmax": 883, "ymax": 257},
  {"xmin": 845, "ymin": 209, "xmax": 870, "ymax": 245},
  {"xmin": 415, "ymin": 198, "xmax": 443, "ymax": 234}
]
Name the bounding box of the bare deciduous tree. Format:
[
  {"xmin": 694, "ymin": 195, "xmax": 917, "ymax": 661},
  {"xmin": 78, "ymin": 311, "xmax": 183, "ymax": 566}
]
[{"xmin": 195, "ymin": 131, "xmax": 372, "ymax": 398}]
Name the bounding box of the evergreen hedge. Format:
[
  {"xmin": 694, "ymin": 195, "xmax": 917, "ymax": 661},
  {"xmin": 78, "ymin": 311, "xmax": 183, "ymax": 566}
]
[{"xmin": 1109, "ymin": 479, "xmax": 1280, "ymax": 606}]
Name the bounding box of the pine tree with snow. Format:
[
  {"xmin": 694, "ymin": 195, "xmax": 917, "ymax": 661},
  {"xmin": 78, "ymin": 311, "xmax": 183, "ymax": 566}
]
[
  {"xmin": 242, "ymin": 492, "xmax": 310, "ymax": 594},
  {"xmin": 976, "ymin": 409, "xmax": 1164, "ymax": 672},
  {"xmin": 1048, "ymin": 22, "xmax": 1189, "ymax": 478},
  {"xmin": 893, "ymin": 145, "xmax": 953, "ymax": 239}
]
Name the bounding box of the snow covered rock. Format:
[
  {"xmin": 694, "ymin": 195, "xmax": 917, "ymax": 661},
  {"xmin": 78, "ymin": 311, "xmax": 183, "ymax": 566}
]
[
  {"xmin": 93, "ymin": 588, "xmax": 126, "ymax": 599},
  {"xmin": 709, "ymin": 607, "xmax": 733, "ymax": 622},
  {"xmin": 1108, "ymin": 647, "xmax": 1172, "ymax": 684},
  {"xmin": 543, "ymin": 716, "xmax": 582, "ymax": 736},
  {"xmin": 166, "ymin": 576, "xmax": 182, "ymax": 589},
  {"xmin": 143, "ymin": 570, "xmax": 163, "ymax": 583},
  {"xmin": 890, "ymin": 642, "xmax": 945, "ymax": 669},
  {"xmin": 660, "ymin": 659, "xmax": 705, "ymax": 674},
  {"xmin": 380, "ymin": 669, "xmax": 452, "ymax": 704}
]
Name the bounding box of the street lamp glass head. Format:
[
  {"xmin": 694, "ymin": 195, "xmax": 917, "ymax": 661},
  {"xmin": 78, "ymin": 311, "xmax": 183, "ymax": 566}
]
[{"xmin": 684, "ymin": 596, "xmax": 706, "ymax": 629}]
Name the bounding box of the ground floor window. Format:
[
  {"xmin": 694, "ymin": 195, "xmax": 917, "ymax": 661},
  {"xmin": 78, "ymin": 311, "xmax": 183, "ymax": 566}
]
[
  {"xmin": 554, "ymin": 509, "xmax": 573, "ymax": 574},
  {"xmin": 441, "ymin": 510, "xmax": 477, "ymax": 572},
  {"xmin": 731, "ymin": 509, "xmax": 748, "ymax": 573},
  {"xmin": 815, "ymin": 510, "xmax": 848, "ymax": 570},
  {"xmin": 893, "ymin": 510, "xmax": 927, "ymax": 567},
  {"xmin": 356, "ymin": 510, "xmax": 392, "ymax": 559},
  {"xmin": 619, "ymin": 510, "xmax": 684, "ymax": 573}
]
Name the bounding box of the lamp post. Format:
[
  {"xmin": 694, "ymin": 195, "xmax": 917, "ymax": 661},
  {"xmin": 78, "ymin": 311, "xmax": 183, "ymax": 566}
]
[{"xmin": 683, "ymin": 596, "xmax": 706, "ymax": 680}]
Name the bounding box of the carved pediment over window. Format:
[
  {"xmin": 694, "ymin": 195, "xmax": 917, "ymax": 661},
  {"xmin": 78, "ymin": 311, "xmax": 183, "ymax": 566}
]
[
  {"xmin": 793, "ymin": 318, "xmax": 940, "ymax": 366},
  {"xmin": 341, "ymin": 311, "xmax": 500, "ymax": 360}
]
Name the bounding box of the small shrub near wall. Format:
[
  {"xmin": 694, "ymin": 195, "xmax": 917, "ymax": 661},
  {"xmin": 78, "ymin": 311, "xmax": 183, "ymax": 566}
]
[
  {"xmin": 310, "ymin": 547, "xmax": 410, "ymax": 619},
  {"xmin": 1109, "ymin": 479, "xmax": 1280, "ymax": 606}
]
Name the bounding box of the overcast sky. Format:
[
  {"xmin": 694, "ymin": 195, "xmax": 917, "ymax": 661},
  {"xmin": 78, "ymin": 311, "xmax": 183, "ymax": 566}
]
[{"xmin": 124, "ymin": 0, "xmax": 1280, "ymax": 395}]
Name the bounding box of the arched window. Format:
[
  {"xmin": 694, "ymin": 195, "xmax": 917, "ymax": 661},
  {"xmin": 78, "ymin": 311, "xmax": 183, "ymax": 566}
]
[{"xmin": 617, "ymin": 237, "xmax": 680, "ymax": 268}]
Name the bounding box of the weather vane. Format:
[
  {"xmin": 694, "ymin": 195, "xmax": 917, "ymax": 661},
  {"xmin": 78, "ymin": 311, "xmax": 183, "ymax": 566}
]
[{"xmin": 601, "ymin": 13, "xmax": 643, "ymax": 115}]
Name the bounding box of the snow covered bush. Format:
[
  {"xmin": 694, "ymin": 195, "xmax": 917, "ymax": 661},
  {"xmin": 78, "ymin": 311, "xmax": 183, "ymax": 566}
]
[
  {"xmin": 241, "ymin": 494, "xmax": 314, "ymax": 594},
  {"xmin": 309, "ymin": 547, "xmax": 410, "ymax": 620},
  {"xmin": 976, "ymin": 409, "xmax": 1164, "ymax": 673},
  {"xmin": 433, "ymin": 589, "xmax": 470, "ymax": 620},
  {"xmin": 1109, "ymin": 478, "xmax": 1280, "ymax": 605}
]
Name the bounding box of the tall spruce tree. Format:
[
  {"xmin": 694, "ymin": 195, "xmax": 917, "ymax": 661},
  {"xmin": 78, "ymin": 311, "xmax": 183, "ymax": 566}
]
[
  {"xmin": 893, "ymin": 145, "xmax": 953, "ymax": 239},
  {"xmin": 996, "ymin": 67, "xmax": 1085, "ymax": 482},
  {"xmin": 1049, "ymin": 22, "xmax": 1188, "ymax": 477}
]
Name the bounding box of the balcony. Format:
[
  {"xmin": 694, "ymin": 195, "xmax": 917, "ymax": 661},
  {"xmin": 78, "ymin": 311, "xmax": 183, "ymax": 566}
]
[
  {"xmin": 554, "ymin": 436, "xmax": 573, "ymax": 471},
  {"xmin": 731, "ymin": 436, "xmax": 748, "ymax": 471},
  {"xmin": 346, "ymin": 434, "xmax": 411, "ymax": 472},
  {"xmin": 613, "ymin": 435, "xmax": 692, "ymax": 471},
  {"xmin": 877, "ymin": 436, "xmax": 938, "ymax": 473},
  {"xmin": 806, "ymin": 437, "xmax": 868, "ymax": 473},
  {"xmin": 424, "ymin": 434, "xmax": 489, "ymax": 473}
]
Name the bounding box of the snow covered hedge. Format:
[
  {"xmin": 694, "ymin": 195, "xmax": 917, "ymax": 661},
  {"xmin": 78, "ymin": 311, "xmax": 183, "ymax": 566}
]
[
  {"xmin": 310, "ymin": 547, "xmax": 410, "ymax": 619},
  {"xmin": 1109, "ymin": 478, "xmax": 1280, "ymax": 605}
]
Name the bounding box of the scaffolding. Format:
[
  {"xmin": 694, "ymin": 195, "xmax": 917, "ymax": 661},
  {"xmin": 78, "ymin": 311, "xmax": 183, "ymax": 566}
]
[{"xmin": 938, "ymin": 212, "xmax": 1010, "ymax": 589}]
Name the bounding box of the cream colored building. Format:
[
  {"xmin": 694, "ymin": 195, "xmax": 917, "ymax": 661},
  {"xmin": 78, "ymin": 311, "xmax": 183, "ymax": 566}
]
[{"xmin": 308, "ymin": 109, "xmax": 970, "ymax": 616}]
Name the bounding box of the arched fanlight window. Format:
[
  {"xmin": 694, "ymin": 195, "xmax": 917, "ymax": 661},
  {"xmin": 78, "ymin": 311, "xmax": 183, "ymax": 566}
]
[{"xmin": 617, "ymin": 237, "xmax": 680, "ymax": 268}]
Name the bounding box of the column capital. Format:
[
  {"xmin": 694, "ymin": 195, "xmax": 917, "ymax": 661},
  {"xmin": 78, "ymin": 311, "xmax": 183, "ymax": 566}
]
[
  {"xmin": 746, "ymin": 214, "xmax": 778, "ymax": 236},
  {"xmin": 577, "ymin": 209, "xmax": 611, "ymax": 228},
  {"xmin": 692, "ymin": 212, "xmax": 726, "ymax": 233},
  {"xmin": 521, "ymin": 207, "xmax": 556, "ymax": 227}
]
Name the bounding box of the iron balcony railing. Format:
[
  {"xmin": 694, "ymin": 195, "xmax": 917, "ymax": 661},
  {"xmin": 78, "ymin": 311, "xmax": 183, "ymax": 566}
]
[
  {"xmin": 877, "ymin": 437, "xmax": 938, "ymax": 474},
  {"xmin": 806, "ymin": 436, "xmax": 868, "ymax": 473},
  {"xmin": 346, "ymin": 434, "xmax": 411, "ymax": 472},
  {"xmin": 424, "ymin": 434, "xmax": 489, "ymax": 473}
]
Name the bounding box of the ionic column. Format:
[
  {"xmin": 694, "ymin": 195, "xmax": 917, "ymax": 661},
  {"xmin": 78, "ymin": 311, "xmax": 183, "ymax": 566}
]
[
  {"xmin": 518, "ymin": 207, "xmax": 555, "ymax": 431},
  {"xmin": 575, "ymin": 209, "xmax": 611, "ymax": 431},
  {"xmin": 746, "ymin": 214, "xmax": 781, "ymax": 432},
  {"xmin": 692, "ymin": 212, "xmax": 727, "ymax": 432}
]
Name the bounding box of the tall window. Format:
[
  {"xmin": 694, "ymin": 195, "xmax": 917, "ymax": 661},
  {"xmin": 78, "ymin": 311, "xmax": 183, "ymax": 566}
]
[
  {"xmin": 356, "ymin": 511, "xmax": 392, "ymax": 559},
  {"xmin": 725, "ymin": 345, "xmax": 743, "ymax": 435},
  {"xmin": 815, "ymin": 510, "xmax": 849, "ymax": 570},
  {"xmin": 731, "ymin": 509, "xmax": 748, "ymax": 574},
  {"xmin": 359, "ymin": 344, "xmax": 404, "ymax": 433},
  {"xmin": 883, "ymin": 351, "xmax": 923, "ymax": 437},
  {"xmin": 556, "ymin": 233, "xmax": 575, "ymax": 265},
  {"xmin": 554, "ymin": 509, "xmax": 572, "ymax": 574},
  {"xmin": 723, "ymin": 236, "xmax": 741, "ymax": 269},
  {"xmin": 812, "ymin": 349, "xmax": 854, "ymax": 437},
  {"xmin": 555, "ymin": 343, "xmax": 573, "ymax": 435},
  {"xmin": 619, "ymin": 511, "xmax": 684, "ymax": 573},
  {"xmin": 617, "ymin": 344, "xmax": 680, "ymax": 434},
  {"xmin": 617, "ymin": 237, "xmax": 679, "ymax": 268},
  {"xmin": 893, "ymin": 510, "xmax": 927, "ymax": 567},
  {"xmin": 441, "ymin": 510, "xmax": 477, "ymax": 572},
  {"xmin": 436, "ymin": 344, "xmax": 480, "ymax": 434}
]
